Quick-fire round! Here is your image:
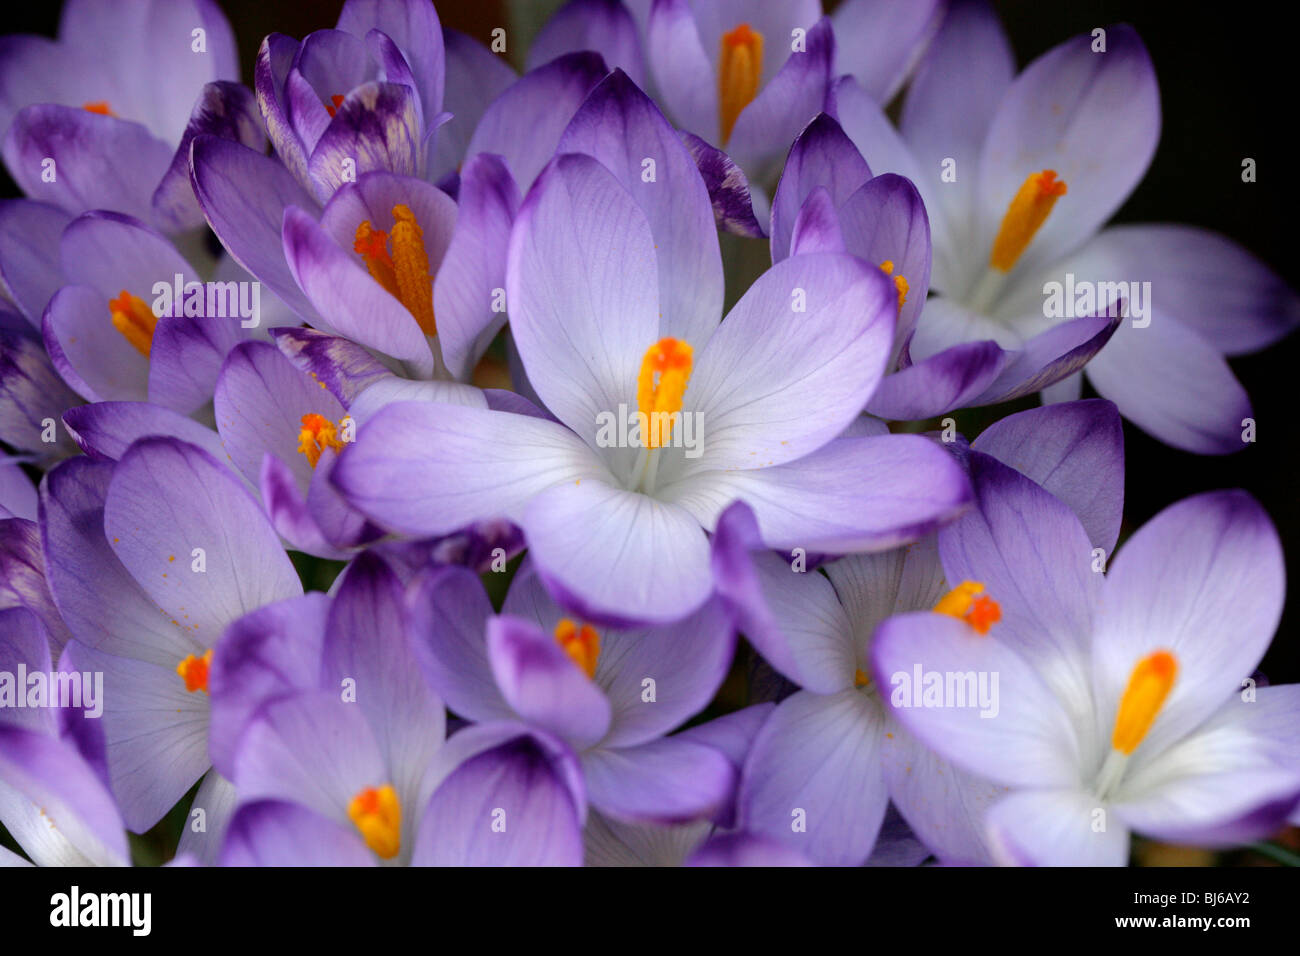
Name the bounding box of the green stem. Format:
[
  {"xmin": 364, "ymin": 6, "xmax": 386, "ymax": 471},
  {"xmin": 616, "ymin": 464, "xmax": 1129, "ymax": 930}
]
[{"xmin": 1247, "ymin": 841, "xmax": 1300, "ymax": 866}]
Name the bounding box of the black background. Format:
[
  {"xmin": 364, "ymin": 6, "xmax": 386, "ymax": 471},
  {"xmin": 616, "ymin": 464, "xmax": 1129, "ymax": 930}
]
[{"xmin": 2, "ymin": 0, "xmax": 1295, "ymax": 685}]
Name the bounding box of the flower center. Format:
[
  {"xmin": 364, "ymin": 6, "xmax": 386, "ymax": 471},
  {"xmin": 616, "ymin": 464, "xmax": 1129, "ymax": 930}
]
[
  {"xmin": 297, "ymin": 413, "xmax": 348, "ymax": 469},
  {"xmin": 879, "ymin": 260, "xmax": 909, "ymax": 311},
  {"xmin": 719, "ymin": 24, "xmax": 763, "ymax": 145},
  {"xmin": 554, "ymin": 618, "xmax": 600, "ymax": 679},
  {"xmin": 347, "ymin": 784, "xmax": 401, "ymax": 859},
  {"xmin": 1093, "ymin": 649, "xmax": 1178, "ymax": 800},
  {"xmin": 989, "ymin": 170, "xmax": 1067, "ymax": 273},
  {"xmin": 630, "ymin": 338, "xmax": 694, "ymax": 495},
  {"xmin": 1110, "ymin": 650, "xmax": 1177, "ymax": 756},
  {"xmin": 176, "ymin": 649, "xmax": 213, "ymax": 693},
  {"xmin": 324, "ymin": 93, "xmax": 346, "ymax": 117},
  {"xmin": 353, "ymin": 204, "xmax": 436, "ymax": 336},
  {"xmin": 933, "ymin": 581, "xmax": 1001, "ymax": 634},
  {"xmin": 82, "ymin": 101, "xmax": 116, "ymax": 116},
  {"xmin": 109, "ymin": 290, "xmax": 158, "ymax": 357}
]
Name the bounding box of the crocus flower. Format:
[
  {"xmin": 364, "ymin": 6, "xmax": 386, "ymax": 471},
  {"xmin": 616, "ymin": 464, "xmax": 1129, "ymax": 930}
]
[
  {"xmin": 38, "ymin": 437, "xmax": 302, "ymax": 857},
  {"xmin": 213, "ymin": 551, "xmax": 585, "ymax": 866},
  {"xmin": 0, "ymin": 0, "xmax": 261, "ymax": 231},
  {"xmin": 716, "ymin": 400, "xmax": 1125, "ymax": 864},
  {"xmin": 194, "ymin": 47, "xmax": 608, "ymax": 401},
  {"xmin": 408, "ymin": 558, "xmax": 738, "ymax": 823},
  {"xmin": 829, "ymin": 2, "xmax": 1298, "ymax": 452},
  {"xmin": 41, "ymin": 211, "xmax": 263, "ymax": 413},
  {"xmin": 771, "ymin": 114, "xmax": 1118, "ymax": 421},
  {"xmin": 0, "ymin": 607, "xmax": 129, "ymax": 866},
  {"xmin": 872, "ymin": 458, "xmax": 1300, "ymax": 864},
  {"xmin": 335, "ymin": 109, "xmax": 971, "ymax": 623},
  {"xmin": 0, "ymin": 517, "xmax": 73, "ymax": 653}
]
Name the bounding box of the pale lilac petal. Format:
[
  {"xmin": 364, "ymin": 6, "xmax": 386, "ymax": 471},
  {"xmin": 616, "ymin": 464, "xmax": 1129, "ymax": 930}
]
[
  {"xmin": 103, "ymin": 437, "xmax": 302, "ymax": 645},
  {"xmin": 738, "ymin": 688, "xmax": 888, "ymax": 865},
  {"xmin": 987, "ymin": 788, "xmax": 1130, "ymax": 866},
  {"xmin": 871, "ymin": 610, "xmax": 1081, "ymax": 788},
  {"xmin": 582, "ymin": 735, "xmax": 735, "ymax": 824},
  {"xmin": 506, "ymin": 152, "xmax": 659, "ymax": 456},
  {"xmin": 557, "ymin": 69, "xmax": 724, "ymax": 347},
  {"xmin": 521, "ymin": 479, "xmax": 711, "ymax": 627},
  {"xmin": 334, "ymin": 402, "xmax": 610, "ymax": 536},
  {"xmin": 645, "ymin": 0, "xmax": 715, "ymax": 140},
  {"xmin": 832, "ymin": 0, "xmax": 944, "ymax": 102},
  {"xmin": 0, "ymin": 200, "xmax": 71, "ymax": 326},
  {"xmin": 1083, "ymin": 309, "xmax": 1252, "ymax": 455}
]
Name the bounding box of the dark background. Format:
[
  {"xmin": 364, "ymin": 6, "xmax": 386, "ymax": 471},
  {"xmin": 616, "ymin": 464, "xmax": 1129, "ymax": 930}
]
[{"xmin": 2, "ymin": 0, "xmax": 1294, "ymax": 684}]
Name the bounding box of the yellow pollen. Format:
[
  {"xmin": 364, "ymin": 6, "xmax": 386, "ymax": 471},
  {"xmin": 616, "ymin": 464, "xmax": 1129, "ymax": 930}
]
[
  {"xmin": 879, "ymin": 260, "xmax": 909, "ymax": 310},
  {"xmin": 554, "ymin": 618, "xmax": 600, "ymax": 679},
  {"xmin": 176, "ymin": 649, "xmax": 213, "ymax": 693},
  {"xmin": 82, "ymin": 101, "xmax": 115, "ymax": 116},
  {"xmin": 989, "ymin": 170, "xmax": 1067, "ymax": 272},
  {"xmin": 933, "ymin": 581, "xmax": 1001, "ymax": 634},
  {"xmin": 854, "ymin": 669, "xmax": 871, "ymax": 688},
  {"xmin": 1111, "ymin": 650, "xmax": 1178, "ymax": 755},
  {"xmin": 297, "ymin": 413, "xmax": 347, "ymax": 468},
  {"xmin": 353, "ymin": 205, "xmax": 436, "ymax": 336},
  {"xmin": 324, "ymin": 93, "xmax": 346, "ymax": 117},
  {"xmin": 718, "ymin": 24, "xmax": 763, "ymax": 145},
  {"xmin": 347, "ymin": 784, "xmax": 401, "ymax": 859},
  {"xmin": 636, "ymin": 337, "xmax": 693, "ymax": 449},
  {"xmin": 109, "ymin": 290, "xmax": 158, "ymax": 357}
]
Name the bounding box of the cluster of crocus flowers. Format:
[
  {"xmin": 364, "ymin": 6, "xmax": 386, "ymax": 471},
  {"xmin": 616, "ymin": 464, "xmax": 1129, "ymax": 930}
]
[{"xmin": 0, "ymin": 0, "xmax": 1297, "ymax": 871}]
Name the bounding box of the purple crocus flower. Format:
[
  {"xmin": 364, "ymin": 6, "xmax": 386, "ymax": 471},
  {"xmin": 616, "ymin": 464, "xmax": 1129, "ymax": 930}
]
[
  {"xmin": 715, "ymin": 400, "xmax": 1124, "ymax": 864},
  {"xmin": 0, "ymin": 0, "xmax": 261, "ymax": 231},
  {"xmin": 408, "ymin": 558, "xmax": 738, "ymax": 823},
  {"xmin": 0, "ymin": 607, "xmax": 129, "ymax": 866},
  {"xmin": 334, "ymin": 103, "xmax": 971, "ymax": 624},
  {"xmin": 771, "ymin": 113, "xmax": 1119, "ymax": 421},
  {"xmin": 193, "ymin": 43, "xmax": 608, "ymax": 400},
  {"xmin": 0, "ymin": 463, "xmax": 37, "ymax": 520},
  {"xmin": 38, "ymin": 437, "xmax": 302, "ymax": 860},
  {"xmin": 872, "ymin": 462, "xmax": 1300, "ymax": 864},
  {"xmin": 212, "ymin": 551, "xmax": 584, "ymax": 866},
  {"xmin": 829, "ymin": 2, "xmax": 1299, "ymax": 452}
]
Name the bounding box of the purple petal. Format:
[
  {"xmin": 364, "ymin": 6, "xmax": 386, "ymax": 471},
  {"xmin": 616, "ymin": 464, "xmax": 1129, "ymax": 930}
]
[
  {"xmin": 432, "ymin": 153, "xmax": 520, "ymax": 380},
  {"xmin": 686, "ymin": 831, "xmax": 813, "ymax": 866},
  {"xmin": 207, "ymin": 592, "xmax": 330, "ymax": 778},
  {"xmin": 154, "ymin": 81, "xmax": 266, "ymax": 232},
  {"xmin": 306, "ymin": 82, "xmax": 422, "ymax": 202},
  {"xmin": 971, "ymin": 398, "xmax": 1124, "ymax": 553},
  {"xmin": 677, "ymin": 131, "xmax": 765, "ymax": 237},
  {"xmin": 0, "ymin": 518, "xmax": 73, "ymax": 656},
  {"xmin": 268, "ymin": 326, "xmax": 392, "ymax": 408},
  {"xmin": 0, "ymin": 328, "xmax": 82, "ymax": 453},
  {"xmin": 0, "ymin": 199, "xmax": 71, "ymax": 326},
  {"xmin": 2, "ymin": 106, "xmax": 172, "ymax": 225},
  {"xmin": 433, "ymin": 28, "xmax": 517, "ymax": 180},
  {"xmin": 770, "ymin": 113, "xmax": 871, "ymax": 263},
  {"xmin": 62, "ymin": 400, "xmax": 228, "ymax": 465},
  {"xmin": 220, "ymin": 800, "xmax": 375, "ymax": 866},
  {"xmin": 336, "ymin": 0, "xmax": 446, "ymax": 115},
  {"xmin": 190, "ymin": 136, "xmax": 322, "ymax": 321},
  {"xmin": 413, "ymin": 724, "xmax": 584, "ymax": 866},
  {"xmin": 486, "ymin": 614, "xmax": 612, "ymax": 748},
  {"xmin": 463, "ymin": 51, "xmax": 607, "ymax": 191},
  {"xmin": 866, "ymin": 340, "xmax": 1006, "ymax": 420}
]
